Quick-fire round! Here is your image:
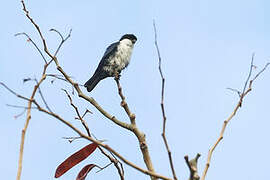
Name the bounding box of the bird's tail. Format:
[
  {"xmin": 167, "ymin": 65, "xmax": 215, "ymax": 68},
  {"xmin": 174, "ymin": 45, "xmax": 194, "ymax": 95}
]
[{"xmin": 84, "ymin": 73, "xmax": 106, "ymax": 92}]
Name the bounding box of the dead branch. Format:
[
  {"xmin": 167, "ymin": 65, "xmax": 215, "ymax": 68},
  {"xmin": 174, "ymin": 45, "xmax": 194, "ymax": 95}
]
[
  {"xmin": 114, "ymin": 75, "xmax": 156, "ymax": 180},
  {"xmin": 34, "ymin": 78, "xmax": 52, "ymax": 112},
  {"xmin": 17, "ymin": 72, "xmax": 46, "ymax": 180},
  {"xmin": 15, "ymin": 32, "xmax": 47, "ymax": 64},
  {"xmin": 62, "ymin": 89, "xmax": 125, "ymax": 179},
  {"xmin": 153, "ymin": 21, "xmax": 178, "ymax": 180},
  {"xmin": 62, "ymin": 89, "xmax": 91, "ymax": 136},
  {"xmin": 201, "ymin": 55, "xmax": 270, "ymax": 180},
  {"xmin": 184, "ymin": 154, "xmax": 200, "ymax": 180},
  {"xmin": 1, "ymin": 83, "xmax": 171, "ymax": 180}
]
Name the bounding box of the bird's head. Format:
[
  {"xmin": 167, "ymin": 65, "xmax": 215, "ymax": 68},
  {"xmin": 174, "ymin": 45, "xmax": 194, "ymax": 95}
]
[{"xmin": 120, "ymin": 34, "xmax": 137, "ymax": 44}]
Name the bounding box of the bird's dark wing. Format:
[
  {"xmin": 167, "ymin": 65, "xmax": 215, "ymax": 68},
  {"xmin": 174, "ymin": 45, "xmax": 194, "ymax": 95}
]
[
  {"xmin": 84, "ymin": 42, "xmax": 119, "ymax": 91},
  {"xmin": 91, "ymin": 41, "xmax": 119, "ymax": 76},
  {"xmin": 102, "ymin": 41, "xmax": 119, "ymax": 62}
]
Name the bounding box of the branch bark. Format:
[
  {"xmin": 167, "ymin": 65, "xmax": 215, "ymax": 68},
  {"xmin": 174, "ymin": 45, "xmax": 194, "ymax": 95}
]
[{"xmin": 114, "ymin": 76, "xmax": 156, "ymax": 180}]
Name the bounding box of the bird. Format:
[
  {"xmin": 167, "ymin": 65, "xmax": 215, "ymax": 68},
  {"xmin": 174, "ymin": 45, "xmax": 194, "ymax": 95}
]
[{"xmin": 84, "ymin": 34, "xmax": 137, "ymax": 92}]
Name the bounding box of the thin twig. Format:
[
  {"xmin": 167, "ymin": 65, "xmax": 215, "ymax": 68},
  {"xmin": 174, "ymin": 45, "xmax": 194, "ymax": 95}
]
[
  {"xmin": 153, "ymin": 20, "xmax": 177, "ymax": 180},
  {"xmin": 6, "ymin": 104, "xmax": 38, "ymax": 109},
  {"xmin": 226, "ymin": 88, "xmax": 241, "ymax": 97},
  {"xmin": 95, "ymin": 162, "xmax": 113, "ymax": 173},
  {"xmin": 251, "ymin": 62, "xmax": 270, "ymax": 82},
  {"xmin": 15, "ymin": 32, "xmax": 47, "ymax": 64},
  {"xmin": 242, "ymin": 53, "xmax": 255, "ymax": 94},
  {"xmin": 46, "ymin": 74, "xmax": 69, "ymax": 82},
  {"xmin": 82, "ymin": 109, "xmax": 93, "ymax": 118},
  {"xmin": 6, "ymin": 104, "xmax": 37, "ymax": 119},
  {"xmin": 201, "ymin": 57, "xmax": 270, "ymax": 180},
  {"xmin": 62, "ymin": 89, "xmax": 91, "ymax": 136},
  {"xmin": 34, "ymin": 78, "xmax": 52, "ymax": 113},
  {"xmin": 0, "ymin": 82, "xmax": 32, "ymax": 102},
  {"xmin": 14, "ymin": 109, "xmax": 27, "ymax": 119},
  {"xmin": 51, "ymin": 28, "xmax": 72, "ymax": 57},
  {"xmin": 62, "ymin": 89, "xmax": 124, "ymax": 179}
]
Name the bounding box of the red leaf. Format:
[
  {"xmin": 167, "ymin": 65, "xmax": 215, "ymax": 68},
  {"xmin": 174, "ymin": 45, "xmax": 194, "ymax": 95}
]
[
  {"xmin": 76, "ymin": 164, "xmax": 97, "ymax": 180},
  {"xmin": 55, "ymin": 143, "xmax": 98, "ymax": 178}
]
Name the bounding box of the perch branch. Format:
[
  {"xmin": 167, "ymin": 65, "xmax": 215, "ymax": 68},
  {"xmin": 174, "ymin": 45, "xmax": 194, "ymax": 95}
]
[
  {"xmin": 114, "ymin": 75, "xmax": 156, "ymax": 180},
  {"xmin": 2, "ymin": 84, "xmax": 171, "ymax": 180}
]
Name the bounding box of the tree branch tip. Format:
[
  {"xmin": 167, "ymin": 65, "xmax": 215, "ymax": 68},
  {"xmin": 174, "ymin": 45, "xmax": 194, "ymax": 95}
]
[
  {"xmin": 49, "ymin": 28, "xmax": 57, "ymax": 32},
  {"xmin": 14, "ymin": 32, "xmax": 24, "ymax": 37}
]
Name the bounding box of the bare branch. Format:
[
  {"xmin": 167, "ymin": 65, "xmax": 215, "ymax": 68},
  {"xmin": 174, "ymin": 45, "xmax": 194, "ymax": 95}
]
[
  {"xmin": 7, "ymin": 71, "xmax": 47, "ymax": 180},
  {"xmin": 6, "ymin": 104, "xmax": 38, "ymax": 109},
  {"xmin": 20, "ymin": 0, "xmax": 53, "ymax": 60},
  {"xmin": 50, "ymin": 28, "xmax": 64, "ymax": 41},
  {"xmin": 226, "ymin": 88, "xmax": 241, "ymax": 97},
  {"xmin": 114, "ymin": 74, "xmax": 157, "ymax": 180},
  {"xmin": 13, "ymin": 3, "xmax": 72, "ymax": 179},
  {"xmin": 242, "ymin": 53, "xmax": 255, "ymax": 94},
  {"xmin": 33, "ymin": 78, "xmax": 52, "ymax": 113},
  {"xmin": 14, "ymin": 109, "xmax": 27, "ymax": 119},
  {"xmin": 153, "ymin": 20, "xmax": 177, "ymax": 180},
  {"xmin": 95, "ymin": 162, "xmax": 113, "ymax": 173},
  {"xmin": 114, "ymin": 73, "xmax": 135, "ymax": 125},
  {"xmin": 46, "ymin": 74, "xmax": 69, "ymax": 83},
  {"xmin": 62, "ymin": 89, "xmax": 124, "ymax": 179},
  {"xmin": 251, "ymin": 62, "xmax": 270, "ymax": 82},
  {"xmin": 82, "ymin": 109, "xmax": 93, "ymax": 118},
  {"xmin": 15, "ymin": 32, "xmax": 47, "ymax": 64},
  {"xmin": 62, "ymin": 89, "xmax": 91, "ymax": 136},
  {"xmin": 0, "ymin": 82, "xmax": 32, "ymax": 102},
  {"xmin": 3, "ymin": 82, "xmax": 171, "ymax": 180},
  {"xmin": 201, "ymin": 57, "xmax": 270, "ymax": 180},
  {"xmin": 50, "ymin": 28, "xmax": 72, "ymax": 58},
  {"xmin": 184, "ymin": 154, "xmax": 200, "ymax": 180}
]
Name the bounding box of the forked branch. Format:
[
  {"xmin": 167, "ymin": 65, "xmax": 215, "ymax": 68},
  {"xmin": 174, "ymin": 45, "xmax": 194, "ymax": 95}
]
[{"xmin": 201, "ymin": 55, "xmax": 270, "ymax": 180}]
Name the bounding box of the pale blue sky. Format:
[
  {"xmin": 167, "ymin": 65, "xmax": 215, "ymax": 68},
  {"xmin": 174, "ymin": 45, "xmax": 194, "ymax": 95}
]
[{"xmin": 1, "ymin": 1, "xmax": 269, "ymax": 180}]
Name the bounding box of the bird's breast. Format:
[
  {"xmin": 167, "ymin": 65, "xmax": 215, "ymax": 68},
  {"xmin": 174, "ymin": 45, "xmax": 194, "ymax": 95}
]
[
  {"xmin": 115, "ymin": 44, "xmax": 133, "ymax": 68},
  {"xmin": 103, "ymin": 44, "xmax": 133, "ymax": 76}
]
